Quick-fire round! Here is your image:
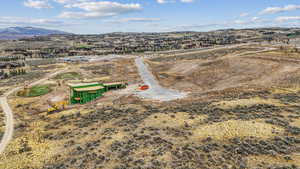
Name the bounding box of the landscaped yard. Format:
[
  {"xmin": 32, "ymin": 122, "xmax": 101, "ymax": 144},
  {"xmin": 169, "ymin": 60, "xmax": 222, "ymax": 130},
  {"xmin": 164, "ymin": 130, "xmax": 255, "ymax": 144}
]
[{"xmin": 18, "ymin": 85, "xmax": 52, "ymax": 97}]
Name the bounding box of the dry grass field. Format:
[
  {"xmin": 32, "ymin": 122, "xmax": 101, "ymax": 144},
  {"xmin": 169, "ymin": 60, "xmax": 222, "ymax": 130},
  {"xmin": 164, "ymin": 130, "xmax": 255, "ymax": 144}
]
[
  {"xmin": 148, "ymin": 47, "xmax": 300, "ymax": 96},
  {"xmin": 0, "ymin": 45, "xmax": 299, "ymax": 169},
  {"xmin": 0, "ymin": 107, "xmax": 4, "ymax": 140}
]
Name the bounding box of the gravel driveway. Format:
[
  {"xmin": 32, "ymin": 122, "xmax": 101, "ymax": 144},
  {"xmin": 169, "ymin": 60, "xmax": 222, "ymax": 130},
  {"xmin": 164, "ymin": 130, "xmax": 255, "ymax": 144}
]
[{"xmin": 135, "ymin": 57, "xmax": 186, "ymax": 101}]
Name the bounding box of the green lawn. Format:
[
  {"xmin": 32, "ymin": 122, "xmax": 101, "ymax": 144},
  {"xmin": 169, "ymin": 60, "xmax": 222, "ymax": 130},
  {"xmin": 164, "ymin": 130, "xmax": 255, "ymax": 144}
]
[
  {"xmin": 54, "ymin": 72, "xmax": 81, "ymax": 80},
  {"xmin": 18, "ymin": 85, "xmax": 52, "ymax": 97}
]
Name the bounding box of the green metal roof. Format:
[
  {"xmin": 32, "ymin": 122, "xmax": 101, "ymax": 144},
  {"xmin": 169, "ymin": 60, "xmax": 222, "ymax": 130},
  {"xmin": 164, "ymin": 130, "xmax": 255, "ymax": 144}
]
[
  {"xmin": 74, "ymin": 86, "xmax": 104, "ymax": 92},
  {"xmin": 68, "ymin": 82, "xmax": 102, "ymax": 88}
]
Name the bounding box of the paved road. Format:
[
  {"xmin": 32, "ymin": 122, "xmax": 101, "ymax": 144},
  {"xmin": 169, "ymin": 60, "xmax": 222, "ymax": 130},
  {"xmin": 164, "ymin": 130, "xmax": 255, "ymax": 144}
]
[
  {"xmin": 135, "ymin": 57, "xmax": 187, "ymax": 101},
  {"xmin": 0, "ymin": 68, "xmax": 67, "ymax": 154}
]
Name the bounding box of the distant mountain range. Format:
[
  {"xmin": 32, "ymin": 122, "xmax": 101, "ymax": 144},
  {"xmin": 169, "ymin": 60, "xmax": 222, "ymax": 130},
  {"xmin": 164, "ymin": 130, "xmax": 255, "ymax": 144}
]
[{"xmin": 0, "ymin": 27, "xmax": 70, "ymax": 40}]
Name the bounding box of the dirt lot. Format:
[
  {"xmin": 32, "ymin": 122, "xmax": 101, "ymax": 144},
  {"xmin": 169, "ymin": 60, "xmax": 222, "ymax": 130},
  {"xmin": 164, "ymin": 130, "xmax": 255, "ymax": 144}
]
[
  {"xmin": 79, "ymin": 58, "xmax": 141, "ymax": 84},
  {"xmin": 150, "ymin": 45, "xmax": 264, "ymax": 62},
  {"xmin": 148, "ymin": 46, "xmax": 300, "ymax": 98},
  {"xmin": 0, "ymin": 46, "xmax": 299, "ymax": 169}
]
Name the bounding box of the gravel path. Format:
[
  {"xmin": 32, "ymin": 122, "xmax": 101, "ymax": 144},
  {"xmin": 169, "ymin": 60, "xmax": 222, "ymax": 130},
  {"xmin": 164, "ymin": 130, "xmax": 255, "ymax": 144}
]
[
  {"xmin": 0, "ymin": 97, "xmax": 14, "ymax": 154},
  {"xmin": 135, "ymin": 57, "xmax": 187, "ymax": 101},
  {"xmin": 0, "ymin": 68, "xmax": 68, "ymax": 154}
]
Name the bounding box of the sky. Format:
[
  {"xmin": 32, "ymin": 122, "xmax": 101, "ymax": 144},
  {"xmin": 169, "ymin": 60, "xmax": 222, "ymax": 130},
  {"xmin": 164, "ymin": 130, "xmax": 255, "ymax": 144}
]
[{"xmin": 1, "ymin": 0, "xmax": 300, "ymax": 34}]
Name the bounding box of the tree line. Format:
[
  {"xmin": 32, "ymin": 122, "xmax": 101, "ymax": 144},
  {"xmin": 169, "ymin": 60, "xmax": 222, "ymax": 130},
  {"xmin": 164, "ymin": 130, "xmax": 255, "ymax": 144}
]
[
  {"xmin": 0, "ymin": 68, "xmax": 27, "ymax": 79},
  {"xmin": 0, "ymin": 56, "xmax": 26, "ymax": 62}
]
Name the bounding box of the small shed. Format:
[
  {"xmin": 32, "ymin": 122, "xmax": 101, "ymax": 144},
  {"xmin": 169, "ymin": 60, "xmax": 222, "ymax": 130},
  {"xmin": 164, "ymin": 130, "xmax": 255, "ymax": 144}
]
[
  {"xmin": 103, "ymin": 82, "xmax": 126, "ymax": 90},
  {"xmin": 68, "ymin": 82, "xmax": 106, "ymax": 104}
]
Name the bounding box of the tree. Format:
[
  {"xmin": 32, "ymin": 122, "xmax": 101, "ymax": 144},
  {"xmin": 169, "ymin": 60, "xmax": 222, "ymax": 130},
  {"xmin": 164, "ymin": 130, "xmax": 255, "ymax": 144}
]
[{"xmin": 4, "ymin": 73, "xmax": 9, "ymax": 79}]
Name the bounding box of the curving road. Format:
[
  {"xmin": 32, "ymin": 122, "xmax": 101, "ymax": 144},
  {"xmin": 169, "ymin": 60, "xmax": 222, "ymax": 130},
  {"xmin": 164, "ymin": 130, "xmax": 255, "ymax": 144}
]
[
  {"xmin": 135, "ymin": 57, "xmax": 187, "ymax": 101},
  {"xmin": 0, "ymin": 68, "xmax": 67, "ymax": 154},
  {"xmin": 0, "ymin": 97, "xmax": 14, "ymax": 154}
]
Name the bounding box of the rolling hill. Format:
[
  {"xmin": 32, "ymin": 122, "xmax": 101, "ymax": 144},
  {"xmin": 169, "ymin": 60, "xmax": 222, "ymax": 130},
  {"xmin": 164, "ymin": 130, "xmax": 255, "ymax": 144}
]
[{"xmin": 0, "ymin": 27, "xmax": 70, "ymax": 40}]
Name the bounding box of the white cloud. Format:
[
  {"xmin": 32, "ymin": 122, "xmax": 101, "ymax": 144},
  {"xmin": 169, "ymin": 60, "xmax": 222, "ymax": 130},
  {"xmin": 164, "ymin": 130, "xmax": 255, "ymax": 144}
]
[
  {"xmin": 276, "ymin": 16, "xmax": 300, "ymax": 22},
  {"xmin": 156, "ymin": 0, "xmax": 193, "ymax": 4},
  {"xmin": 59, "ymin": 11, "xmax": 117, "ymax": 19},
  {"xmin": 233, "ymin": 20, "xmax": 247, "ymax": 25},
  {"xmin": 64, "ymin": 1, "xmax": 141, "ymax": 11},
  {"xmin": 240, "ymin": 13, "xmax": 249, "ymax": 17},
  {"xmin": 107, "ymin": 17, "xmax": 161, "ymax": 23},
  {"xmin": 120, "ymin": 18, "xmax": 161, "ymax": 22},
  {"xmin": 181, "ymin": 0, "xmax": 194, "ymax": 3},
  {"xmin": 260, "ymin": 5, "xmax": 300, "ymax": 15},
  {"xmin": 233, "ymin": 17, "xmax": 265, "ymax": 25},
  {"xmin": 59, "ymin": 1, "xmax": 142, "ymax": 19},
  {"xmin": 251, "ymin": 17, "xmax": 260, "ymax": 22},
  {"xmin": 157, "ymin": 0, "xmax": 167, "ymax": 4},
  {"xmin": 54, "ymin": 0, "xmax": 71, "ymax": 3},
  {"xmin": 53, "ymin": 0, "xmax": 90, "ymax": 4},
  {"xmin": 24, "ymin": 0, "xmax": 52, "ymax": 9},
  {"xmin": 174, "ymin": 23, "xmax": 223, "ymax": 30},
  {"xmin": 171, "ymin": 17, "xmax": 271, "ymax": 31},
  {"xmin": 0, "ymin": 16, "xmax": 71, "ymax": 27}
]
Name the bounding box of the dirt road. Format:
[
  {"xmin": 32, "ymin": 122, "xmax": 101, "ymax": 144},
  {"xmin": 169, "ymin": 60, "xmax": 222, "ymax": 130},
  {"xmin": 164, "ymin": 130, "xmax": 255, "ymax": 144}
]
[
  {"xmin": 135, "ymin": 57, "xmax": 187, "ymax": 101},
  {"xmin": 0, "ymin": 97, "xmax": 14, "ymax": 154},
  {"xmin": 0, "ymin": 68, "xmax": 67, "ymax": 154}
]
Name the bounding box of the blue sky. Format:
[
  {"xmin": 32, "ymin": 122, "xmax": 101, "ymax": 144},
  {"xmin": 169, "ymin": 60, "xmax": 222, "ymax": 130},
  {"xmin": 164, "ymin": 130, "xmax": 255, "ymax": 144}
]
[{"xmin": 1, "ymin": 0, "xmax": 300, "ymax": 34}]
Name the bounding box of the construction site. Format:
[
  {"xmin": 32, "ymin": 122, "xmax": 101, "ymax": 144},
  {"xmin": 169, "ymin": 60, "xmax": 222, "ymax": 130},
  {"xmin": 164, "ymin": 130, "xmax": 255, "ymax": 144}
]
[{"xmin": 0, "ymin": 43, "xmax": 300, "ymax": 169}]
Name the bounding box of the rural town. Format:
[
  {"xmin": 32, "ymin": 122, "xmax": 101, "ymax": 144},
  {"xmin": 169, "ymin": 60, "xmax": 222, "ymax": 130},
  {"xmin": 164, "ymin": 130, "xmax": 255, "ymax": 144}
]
[{"xmin": 0, "ymin": 0, "xmax": 300, "ymax": 169}]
